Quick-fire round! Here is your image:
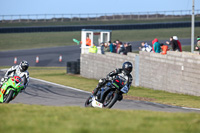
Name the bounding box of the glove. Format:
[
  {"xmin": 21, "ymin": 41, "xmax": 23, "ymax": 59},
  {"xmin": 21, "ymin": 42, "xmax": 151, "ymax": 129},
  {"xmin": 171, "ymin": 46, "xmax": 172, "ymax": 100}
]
[
  {"xmin": 106, "ymin": 75, "xmax": 113, "ymax": 81},
  {"xmin": 1, "ymin": 77, "xmax": 8, "ymax": 82}
]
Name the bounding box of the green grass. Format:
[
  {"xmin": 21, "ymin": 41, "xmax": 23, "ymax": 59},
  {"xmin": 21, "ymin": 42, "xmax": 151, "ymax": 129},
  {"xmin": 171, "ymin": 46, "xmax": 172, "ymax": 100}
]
[
  {"xmin": 0, "ymin": 104, "xmax": 200, "ymax": 133},
  {"xmin": 25, "ymin": 67, "xmax": 200, "ymax": 108},
  {"xmin": 1, "ymin": 17, "xmax": 199, "ymax": 27},
  {"xmin": 0, "ymin": 27, "xmax": 200, "ymax": 51},
  {"xmin": 0, "ymin": 31, "xmax": 81, "ymax": 51}
]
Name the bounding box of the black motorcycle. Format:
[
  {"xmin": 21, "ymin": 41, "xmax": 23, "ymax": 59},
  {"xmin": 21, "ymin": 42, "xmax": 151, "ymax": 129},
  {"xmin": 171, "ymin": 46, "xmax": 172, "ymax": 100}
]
[{"xmin": 85, "ymin": 76, "xmax": 129, "ymax": 108}]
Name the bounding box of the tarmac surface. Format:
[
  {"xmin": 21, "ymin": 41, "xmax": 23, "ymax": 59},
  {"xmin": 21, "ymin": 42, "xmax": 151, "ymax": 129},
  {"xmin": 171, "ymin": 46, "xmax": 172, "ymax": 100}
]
[
  {"xmin": 1, "ymin": 71, "xmax": 199, "ymax": 112},
  {"xmin": 0, "ymin": 38, "xmax": 192, "ymax": 67}
]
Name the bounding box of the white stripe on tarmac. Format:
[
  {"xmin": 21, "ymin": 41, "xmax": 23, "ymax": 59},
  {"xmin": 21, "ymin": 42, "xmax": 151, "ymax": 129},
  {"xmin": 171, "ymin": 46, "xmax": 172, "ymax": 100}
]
[
  {"xmin": 180, "ymin": 107, "xmax": 200, "ymax": 111},
  {"xmin": 0, "ymin": 69, "xmax": 90, "ymax": 94},
  {"xmin": 30, "ymin": 77, "xmax": 90, "ymax": 94}
]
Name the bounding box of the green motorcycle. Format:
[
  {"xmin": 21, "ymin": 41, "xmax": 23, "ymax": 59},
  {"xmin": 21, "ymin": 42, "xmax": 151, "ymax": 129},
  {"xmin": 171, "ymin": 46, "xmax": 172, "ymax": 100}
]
[{"xmin": 0, "ymin": 76, "xmax": 24, "ymax": 103}]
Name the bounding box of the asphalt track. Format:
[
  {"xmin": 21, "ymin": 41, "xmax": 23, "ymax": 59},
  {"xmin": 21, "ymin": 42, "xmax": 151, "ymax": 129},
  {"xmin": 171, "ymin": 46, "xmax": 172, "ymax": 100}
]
[
  {"xmin": 0, "ymin": 38, "xmax": 192, "ymax": 67},
  {"xmin": 1, "ymin": 71, "xmax": 199, "ymax": 112}
]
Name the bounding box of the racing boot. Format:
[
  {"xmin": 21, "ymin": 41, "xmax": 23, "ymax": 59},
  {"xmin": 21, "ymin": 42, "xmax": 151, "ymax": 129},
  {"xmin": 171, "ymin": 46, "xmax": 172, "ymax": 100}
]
[{"xmin": 92, "ymin": 86, "xmax": 101, "ymax": 96}]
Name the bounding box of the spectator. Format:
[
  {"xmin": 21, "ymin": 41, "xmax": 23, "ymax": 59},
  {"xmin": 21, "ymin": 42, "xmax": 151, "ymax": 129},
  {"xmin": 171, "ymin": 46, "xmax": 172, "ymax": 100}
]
[
  {"xmin": 116, "ymin": 40, "xmax": 121, "ymax": 53},
  {"xmin": 139, "ymin": 42, "xmax": 152, "ymax": 52},
  {"xmin": 124, "ymin": 42, "xmax": 132, "ymax": 55},
  {"xmin": 173, "ymin": 36, "xmax": 182, "ymax": 52},
  {"xmin": 166, "ymin": 37, "xmax": 179, "ymax": 51},
  {"xmin": 86, "ymin": 36, "xmax": 91, "ymax": 46},
  {"xmin": 100, "ymin": 42, "xmax": 105, "ymax": 54},
  {"xmin": 152, "ymin": 38, "xmax": 161, "ymax": 53},
  {"xmin": 89, "ymin": 44, "xmax": 97, "ymax": 53},
  {"xmin": 152, "ymin": 38, "xmax": 158, "ymax": 52},
  {"xmin": 108, "ymin": 41, "xmax": 114, "ymax": 53},
  {"xmin": 118, "ymin": 42, "xmax": 125, "ymax": 54},
  {"xmin": 104, "ymin": 43, "xmax": 110, "ymax": 52},
  {"xmin": 160, "ymin": 43, "xmax": 169, "ymax": 55},
  {"xmin": 112, "ymin": 41, "xmax": 117, "ymax": 53},
  {"xmin": 195, "ymin": 36, "xmax": 200, "ymax": 54}
]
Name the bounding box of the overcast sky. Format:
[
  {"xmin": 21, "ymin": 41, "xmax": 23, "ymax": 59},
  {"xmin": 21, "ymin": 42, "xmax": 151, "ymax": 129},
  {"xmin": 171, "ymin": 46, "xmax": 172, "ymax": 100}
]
[{"xmin": 0, "ymin": 0, "xmax": 200, "ymax": 15}]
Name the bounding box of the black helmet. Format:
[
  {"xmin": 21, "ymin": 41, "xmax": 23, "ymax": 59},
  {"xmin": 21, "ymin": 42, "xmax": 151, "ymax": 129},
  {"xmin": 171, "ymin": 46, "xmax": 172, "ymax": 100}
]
[
  {"xmin": 19, "ymin": 60, "xmax": 29, "ymax": 72},
  {"xmin": 122, "ymin": 62, "xmax": 132, "ymax": 74}
]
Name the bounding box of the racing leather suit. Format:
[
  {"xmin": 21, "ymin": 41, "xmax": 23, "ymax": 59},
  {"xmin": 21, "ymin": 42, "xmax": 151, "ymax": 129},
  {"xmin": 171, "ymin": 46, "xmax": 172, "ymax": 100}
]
[
  {"xmin": 92, "ymin": 68, "xmax": 132, "ymax": 95},
  {"xmin": 0, "ymin": 65, "xmax": 29, "ymax": 89}
]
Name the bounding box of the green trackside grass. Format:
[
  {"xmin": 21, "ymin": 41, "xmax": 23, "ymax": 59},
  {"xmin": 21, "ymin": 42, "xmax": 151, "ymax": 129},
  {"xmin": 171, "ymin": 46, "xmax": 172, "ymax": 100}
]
[
  {"xmin": 0, "ymin": 27, "xmax": 200, "ymax": 51},
  {"xmin": 0, "ymin": 31, "xmax": 81, "ymax": 51},
  {"xmin": 25, "ymin": 67, "xmax": 200, "ymax": 108},
  {"xmin": 1, "ymin": 17, "xmax": 199, "ymax": 27},
  {"xmin": 0, "ymin": 104, "xmax": 200, "ymax": 133}
]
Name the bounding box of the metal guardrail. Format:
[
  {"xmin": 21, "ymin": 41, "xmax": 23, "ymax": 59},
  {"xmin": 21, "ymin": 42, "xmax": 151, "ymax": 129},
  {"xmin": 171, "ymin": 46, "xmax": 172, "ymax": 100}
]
[{"xmin": 0, "ymin": 9, "xmax": 200, "ymax": 23}]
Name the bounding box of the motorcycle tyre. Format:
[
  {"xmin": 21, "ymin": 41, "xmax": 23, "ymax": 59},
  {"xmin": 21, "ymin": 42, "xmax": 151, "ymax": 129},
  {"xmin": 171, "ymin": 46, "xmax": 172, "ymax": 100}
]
[{"xmin": 4, "ymin": 90, "xmax": 14, "ymax": 103}]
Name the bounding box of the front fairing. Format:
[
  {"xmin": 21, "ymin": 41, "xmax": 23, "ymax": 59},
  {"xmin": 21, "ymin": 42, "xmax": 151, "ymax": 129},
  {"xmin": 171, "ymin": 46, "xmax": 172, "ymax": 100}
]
[{"xmin": 0, "ymin": 77, "xmax": 24, "ymax": 102}]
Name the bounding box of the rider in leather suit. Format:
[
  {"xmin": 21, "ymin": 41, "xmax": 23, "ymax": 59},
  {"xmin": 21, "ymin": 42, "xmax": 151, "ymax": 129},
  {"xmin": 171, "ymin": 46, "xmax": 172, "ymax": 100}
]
[
  {"xmin": 0, "ymin": 60, "xmax": 29, "ymax": 90},
  {"xmin": 92, "ymin": 62, "xmax": 133, "ymax": 98}
]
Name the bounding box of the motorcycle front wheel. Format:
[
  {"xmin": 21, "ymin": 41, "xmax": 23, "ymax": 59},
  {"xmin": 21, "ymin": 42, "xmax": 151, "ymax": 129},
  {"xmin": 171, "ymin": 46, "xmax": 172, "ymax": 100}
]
[
  {"xmin": 3, "ymin": 90, "xmax": 14, "ymax": 103},
  {"xmin": 85, "ymin": 95, "xmax": 93, "ymax": 107},
  {"xmin": 103, "ymin": 91, "xmax": 119, "ymax": 108}
]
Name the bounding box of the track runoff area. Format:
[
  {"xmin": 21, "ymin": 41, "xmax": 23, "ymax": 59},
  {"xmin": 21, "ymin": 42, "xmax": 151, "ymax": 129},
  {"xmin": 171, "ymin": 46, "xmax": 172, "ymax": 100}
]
[{"xmin": 0, "ymin": 70, "xmax": 200, "ymax": 112}]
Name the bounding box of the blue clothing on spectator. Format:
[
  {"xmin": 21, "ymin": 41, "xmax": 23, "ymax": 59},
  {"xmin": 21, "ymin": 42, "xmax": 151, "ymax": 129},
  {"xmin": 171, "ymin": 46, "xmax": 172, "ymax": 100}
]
[
  {"xmin": 109, "ymin": 43, "xmax": 114, "ymax": 52},
  {"xmin": 154, "ymin": 42, "xmax": 161, "ymax": 53},
  {"xmin": 101, "ymin": 45, "xmax": 105, "ymax": 54}
]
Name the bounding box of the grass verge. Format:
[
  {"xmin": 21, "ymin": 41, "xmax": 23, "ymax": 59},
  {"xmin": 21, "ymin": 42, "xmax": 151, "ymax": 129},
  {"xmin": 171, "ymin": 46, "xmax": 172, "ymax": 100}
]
[
  {"xmin": 0, "ymin": 104, "xmax": 200, "ymax": 133},
  {"xmin": 24, "ymin": 67, "xmax": 200, "ymax": 108},
  {"xmin": 1, "ymin": 17, "xmax": 199, "ymax": 27},
  {"xmin": 0, "ymin": 27, "xmax": 200, "ymax": 51}
]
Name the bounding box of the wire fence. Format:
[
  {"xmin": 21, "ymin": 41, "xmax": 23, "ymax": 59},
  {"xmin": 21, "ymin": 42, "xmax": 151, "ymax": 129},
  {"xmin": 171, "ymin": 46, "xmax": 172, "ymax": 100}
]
[{"xmin": 0, "ymin": 9, "xmax": 200, "ymax": 23}]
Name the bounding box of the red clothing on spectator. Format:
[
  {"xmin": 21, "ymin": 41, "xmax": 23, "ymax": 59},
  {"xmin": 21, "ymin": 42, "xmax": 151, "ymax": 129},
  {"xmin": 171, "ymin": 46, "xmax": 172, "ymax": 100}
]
[{"xmin": 177, "ymin": 40, "xmax": 182, "ymax": 52}]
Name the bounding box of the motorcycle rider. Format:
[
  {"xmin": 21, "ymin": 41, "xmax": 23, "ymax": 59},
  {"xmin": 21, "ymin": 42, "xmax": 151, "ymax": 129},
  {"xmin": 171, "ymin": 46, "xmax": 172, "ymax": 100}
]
[
  {"xmin": 0, "ymin": 60, "xmax": 29, "ymax": 90},
  {"xmin": 92, "ymin": 61, "xmax": 133, "ymax": 99}
]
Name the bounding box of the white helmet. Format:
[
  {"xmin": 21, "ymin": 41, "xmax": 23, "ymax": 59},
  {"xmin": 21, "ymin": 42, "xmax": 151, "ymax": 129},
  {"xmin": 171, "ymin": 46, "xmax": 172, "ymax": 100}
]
[
  {"xmin": 19, "ymin": 60, "xmax": 29, "ymax": 72},
  {"xmin": 173, "ymin": 36, "xmax": 178, "ymax": 40}
]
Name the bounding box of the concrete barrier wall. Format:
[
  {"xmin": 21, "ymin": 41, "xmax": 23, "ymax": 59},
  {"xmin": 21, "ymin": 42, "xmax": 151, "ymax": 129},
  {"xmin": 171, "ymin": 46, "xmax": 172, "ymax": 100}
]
[
  {"xmin": 81, "ymin": 53, "xmax": 136, "ymax": 85},
  {"xmin": 80, "ymin": 51, "xmax": 200, "ymax": 96},
  {"xmin": 139, "ymin": 51, "xmax": 200, "ymax": 96}
]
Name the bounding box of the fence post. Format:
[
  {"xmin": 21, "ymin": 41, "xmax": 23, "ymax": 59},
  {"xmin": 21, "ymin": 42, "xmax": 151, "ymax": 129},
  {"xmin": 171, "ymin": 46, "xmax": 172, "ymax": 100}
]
[
  {"xmin": 19, "ymin": 15, "xmax": 21, "ymax": 22},
  {"xmin": 70, "ymin": 14, "xmax": 72, "ymax": 21},
  {"xmin": 36, "ymin": 15, "xmax": 38, "ymax": 22},
  {"xmin": 61, "ymin": 14, "xmax": 64, "ymax": 22},
  {"xmin": 10, "ymin": 15, "xmax": 13, "ymax": 23},
  {"xmin": 87, "ymin": 14, "xmax": 90, "ymax": 21},
  {"xmin": 130, "ymin": 12, "xmax": 132, "ymax": 20},
  {"xmin": 121, "ymin": 13, "xmax": 123, "ymax": 20},
  {"xmin": 44, "ymin": 14, "xmax": 46, "ymax": 22},
  {"xmin": 135, "ymin": 55, "xmax": 140, "ymax": 86}
]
